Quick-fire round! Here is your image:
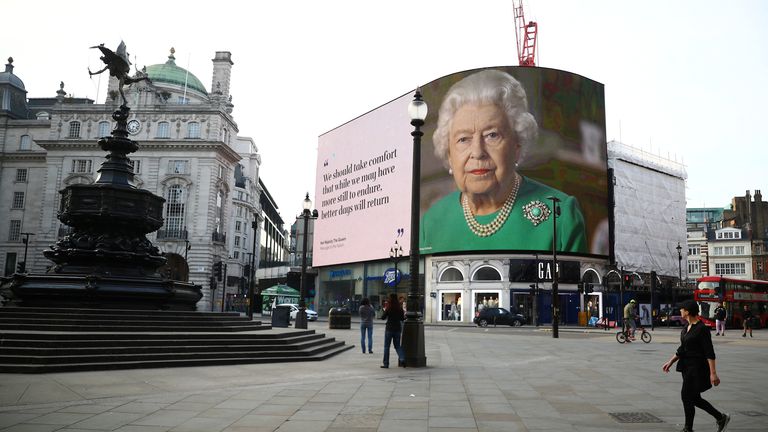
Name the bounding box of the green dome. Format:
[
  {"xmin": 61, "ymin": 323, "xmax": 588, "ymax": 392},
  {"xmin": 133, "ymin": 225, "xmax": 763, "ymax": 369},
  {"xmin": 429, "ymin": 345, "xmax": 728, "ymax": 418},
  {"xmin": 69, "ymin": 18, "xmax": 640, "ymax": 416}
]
[{"xmin": 145, "ymin": 51, "xmax": 207, "ymax": 95}]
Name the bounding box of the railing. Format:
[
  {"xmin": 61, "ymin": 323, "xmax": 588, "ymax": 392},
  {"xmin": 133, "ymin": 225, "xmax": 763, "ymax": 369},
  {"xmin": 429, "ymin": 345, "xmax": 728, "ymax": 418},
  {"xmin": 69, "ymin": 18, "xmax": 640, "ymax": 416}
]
[
  {"xmin": 211, "ymin": 230, "xmax": 227, "ymax": 243},
  {"xmin": 156, "ymin": 229, "xmax": 188, "ymax": 240}
]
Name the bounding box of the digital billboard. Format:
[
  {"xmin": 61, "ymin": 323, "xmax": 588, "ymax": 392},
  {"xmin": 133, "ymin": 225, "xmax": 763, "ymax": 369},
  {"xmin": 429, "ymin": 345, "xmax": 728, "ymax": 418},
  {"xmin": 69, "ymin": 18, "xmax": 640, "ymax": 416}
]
[{"xmin": 314, "ymin": 66, "xmax": 608, "ymax": 267}]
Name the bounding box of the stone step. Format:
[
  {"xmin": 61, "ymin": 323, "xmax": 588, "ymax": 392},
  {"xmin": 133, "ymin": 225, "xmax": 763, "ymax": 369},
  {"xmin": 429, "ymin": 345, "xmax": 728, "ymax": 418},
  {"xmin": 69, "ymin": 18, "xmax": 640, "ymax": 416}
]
[
  {"xmin": 0, "ymin": 345, "xmax": 355, "ymax": 373},
  {"xmin": 0, "ymin": 322, "xmax": 268, "ymax": 332},
  {"xmin": 0, "ymin": 333, "xmax": 320, "ymax": 347}
]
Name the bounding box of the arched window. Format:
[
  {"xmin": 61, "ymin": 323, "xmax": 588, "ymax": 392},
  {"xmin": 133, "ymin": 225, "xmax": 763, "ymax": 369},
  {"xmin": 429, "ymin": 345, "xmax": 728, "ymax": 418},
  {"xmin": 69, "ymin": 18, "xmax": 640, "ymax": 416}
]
[
  {"xmin": 439, "ymin": 267, "xmax": 464, "ymax": 282},
  {"xmin": 98, "ymin": 121, "xmax": 111, "ymax": 138},
  {"xmin": 157, "ymin": 121, "xmax": 170, "ymax": 138},
  {"xmin": 472, "ymin": 266, "xmax": 502, "ymax": 281},
  {"xmin": 215, "ymin": 190, "xmax": 225, "ymax": 234},
  {"xmin": 165, "ymin": 185, "xmax": 186, "ymax": 238},
  {"xmin": 19, "ymin": 135, "xmax": 30, "ymax": 150},
  {"xmin": 68, "ymin": 121, "xmax": 81, "ymax": 138},
  {"xmin": 187, "ymin": 122, "xmax": 200, "ymax": 139}
]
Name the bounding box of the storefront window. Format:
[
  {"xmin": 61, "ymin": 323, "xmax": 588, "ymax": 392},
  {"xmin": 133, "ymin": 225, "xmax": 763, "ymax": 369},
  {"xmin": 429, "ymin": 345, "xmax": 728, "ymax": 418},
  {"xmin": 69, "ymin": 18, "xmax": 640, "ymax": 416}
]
[
  {"xmin": 474, "ymin": 292, "xmax": 500, "ymax": 313},
  {"xmin": 440, "ymin": 292, "xmax": 462, "ymax": 321}
]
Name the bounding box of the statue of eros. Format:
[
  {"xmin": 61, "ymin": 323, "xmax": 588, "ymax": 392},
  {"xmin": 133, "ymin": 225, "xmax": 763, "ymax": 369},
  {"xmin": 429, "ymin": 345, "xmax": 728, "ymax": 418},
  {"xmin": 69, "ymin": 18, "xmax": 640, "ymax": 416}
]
[{"xmin": 88, "ymin": 41, "xmax": 150, "ymax": 106}]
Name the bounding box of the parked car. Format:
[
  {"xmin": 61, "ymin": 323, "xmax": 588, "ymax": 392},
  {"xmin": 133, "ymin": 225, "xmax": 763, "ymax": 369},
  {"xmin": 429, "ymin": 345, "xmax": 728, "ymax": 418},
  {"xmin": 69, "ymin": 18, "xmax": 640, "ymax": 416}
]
[
  {"xmin": 659, "ymin": 310, "xmax": 686, "ymax": 326},
  {"xmin": 473, "ymin": 307, "xmax": 525, "ymax": 327},
  {"xmin": 278, "ymin": 304, "xmax": 318, "ymax": 321}
]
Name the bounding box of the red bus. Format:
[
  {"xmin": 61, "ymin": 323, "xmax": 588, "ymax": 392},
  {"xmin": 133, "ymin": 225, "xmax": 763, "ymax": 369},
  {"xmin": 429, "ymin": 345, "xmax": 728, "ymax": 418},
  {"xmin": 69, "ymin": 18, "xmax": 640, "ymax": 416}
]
[{"xmin": 695, "ymin": 276, "xmax": 768, "ymax": 329}]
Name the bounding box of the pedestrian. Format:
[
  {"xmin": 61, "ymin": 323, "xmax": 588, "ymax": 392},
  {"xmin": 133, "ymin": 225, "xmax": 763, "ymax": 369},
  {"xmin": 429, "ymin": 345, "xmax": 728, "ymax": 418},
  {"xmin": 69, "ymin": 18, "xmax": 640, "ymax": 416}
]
[
  {"xmin": 714, "ymin": 302, "xmax": 727, "ymax": 336},
  {"xmin": 662, "ymin": 300, "xmax": 730, "ymax": 432},
  {"xmin": 742, "ymin": 304, "xmax": 754, "ymax": 338},
  {"xmin": 358, "ymin": 297, "xmax": 374, "ymax": 354},
  {"xmin": 380, "ymin": 292, "xmax": 404, "ymax": 368}
]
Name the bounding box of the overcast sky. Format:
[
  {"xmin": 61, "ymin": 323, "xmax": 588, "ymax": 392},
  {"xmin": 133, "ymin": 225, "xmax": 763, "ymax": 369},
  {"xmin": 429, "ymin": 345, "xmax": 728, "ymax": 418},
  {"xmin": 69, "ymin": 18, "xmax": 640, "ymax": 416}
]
[{"xmin": 4, "ymin": 0, "xmax": 766, "ymax": 220}]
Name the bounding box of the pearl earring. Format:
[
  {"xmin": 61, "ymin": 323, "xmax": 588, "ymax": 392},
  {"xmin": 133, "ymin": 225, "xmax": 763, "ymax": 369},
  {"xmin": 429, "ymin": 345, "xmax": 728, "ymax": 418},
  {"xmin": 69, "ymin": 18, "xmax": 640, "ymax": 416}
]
[{"xmin": 448, "ymin": 168, "xmax": 453, "ymax": 175}]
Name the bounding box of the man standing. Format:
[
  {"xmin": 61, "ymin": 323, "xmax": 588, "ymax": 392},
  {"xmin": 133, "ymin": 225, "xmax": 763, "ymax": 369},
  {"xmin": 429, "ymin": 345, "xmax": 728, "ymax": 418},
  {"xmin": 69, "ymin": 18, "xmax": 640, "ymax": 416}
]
[
  {"xmin": 624, "ymin": 299, "xmax": 638, "ymax": 340},
  {"xmin": 714, "ymin": 303, "xmax": 727, "ymax": 336}
]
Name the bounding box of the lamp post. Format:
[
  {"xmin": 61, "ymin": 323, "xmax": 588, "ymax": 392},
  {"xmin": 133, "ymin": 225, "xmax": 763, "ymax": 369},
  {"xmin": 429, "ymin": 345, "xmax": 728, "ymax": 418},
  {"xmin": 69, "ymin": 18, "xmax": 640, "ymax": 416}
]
[
  {"xmin": 676, "ymin": 242, "xmax": 682, "ymax": 306},
  {"xmin": 296, "ymin": 193, "xmax": 316, "ymax": 329},
  {"xmin": 184, "ymin": 239, "xmax": 191, "ymax": 261},
  {"xmin": 389, "ymin": 240, "xmax": 404, "ymax": 288},
  {"xmin": 546, "ymin": 196, "xmax": 561, "ymax": 338},
  {"xmin": 19, "ymin": 232, "xmax": 35, "ymax": 273},
  {"xmin": 249, "ymin": 216, "xmax": 259, "ymax": 319},
  {"xmin": 401, "ymin": 89, "xmax": 428, "ymax": 367}
]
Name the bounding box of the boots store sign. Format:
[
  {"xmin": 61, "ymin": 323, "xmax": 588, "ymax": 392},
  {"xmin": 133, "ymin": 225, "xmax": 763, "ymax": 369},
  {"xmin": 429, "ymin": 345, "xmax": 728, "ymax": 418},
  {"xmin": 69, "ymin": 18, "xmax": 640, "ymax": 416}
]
[{"xmin": 509, "ymin": 259, "xmax": 581, "ymax": 283}]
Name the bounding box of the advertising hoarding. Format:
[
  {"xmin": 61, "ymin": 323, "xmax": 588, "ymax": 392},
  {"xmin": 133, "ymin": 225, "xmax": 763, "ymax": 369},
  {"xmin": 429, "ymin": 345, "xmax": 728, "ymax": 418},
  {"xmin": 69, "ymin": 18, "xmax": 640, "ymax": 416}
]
[{"xmin": 314, "ymin": 66, "xmax": 608, "ymax": 267}]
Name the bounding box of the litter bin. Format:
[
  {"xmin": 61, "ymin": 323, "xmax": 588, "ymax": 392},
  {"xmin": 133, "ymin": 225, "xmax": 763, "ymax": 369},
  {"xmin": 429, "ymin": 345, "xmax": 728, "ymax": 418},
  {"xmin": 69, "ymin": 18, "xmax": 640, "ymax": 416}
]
[
  {"xmin": 271, "ymin": 305, "xmax": 291, "ymax": 328},
  {"xmin": 328, "ymin": 307, "xmax": 351, "ymax": 329}
]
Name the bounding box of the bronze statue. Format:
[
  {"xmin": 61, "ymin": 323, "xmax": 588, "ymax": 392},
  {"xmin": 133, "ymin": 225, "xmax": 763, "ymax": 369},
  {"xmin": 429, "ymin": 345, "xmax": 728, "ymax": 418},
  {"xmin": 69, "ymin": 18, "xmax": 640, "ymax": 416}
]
[{"xmin": 88, "ymin": 41, "xmax": 150, "ymax": 106}]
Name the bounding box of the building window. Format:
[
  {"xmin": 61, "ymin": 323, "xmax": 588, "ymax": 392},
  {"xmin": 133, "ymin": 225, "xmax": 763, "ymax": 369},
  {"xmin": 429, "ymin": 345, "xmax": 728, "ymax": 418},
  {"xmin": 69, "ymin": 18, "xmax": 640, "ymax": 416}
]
[
  {"xmin": 735, "ymin": 246, "xmax": 745, "ymax": 255},
  {"xmin": 177, "ymin": 96, "xmax": 189, "ymax": 105},
  {"xmin": 215, "ymin": 190, "xmax": 225, "ymax": 235},
  {"xmin": 713, "ymin": 246, "xmax": 723, "ymax": 255},
  {"xmin": 12, "ymin": 192, "xmax": 24, "ymax": 209},
  {"xmin": 688, "ymin": 245, "xmax": 700, "ymax": 256},
  {"xmin": 19, "ymin": 134, "xmax": 31, "ymax": 150},
  {"xmin": 235, "ymin": 221, "xmax": 242, "ymax": 232},
  {"xmin": 9, "ymin": 220, "xmax": 21, "ymax": 241},
  {"xmin": 714, "ymin": 263, "xmax": 745, "ymax": 275},
  {"xmin": 234, "ymin": 236, "xmax": 241, "ymax": 247},
  {"xmin": 4, "ymin": 252, "xmax": 17, "ymax": 276},
  {"xmin": 157, "ymin": 121, "xmax": 170, "ymax": 138},
  {"xmin": 15, "ymin": 169, "xmax": 28, "ymax": 183},
  {"xmin": 187, "ymin": 122, "xmax": 200, "ymax": 139},
  {"xmin": 129, "ymin": 159, "xmax": 142, "ymax": 174},
  {"xmin": 757, "ymin": 262, "xmax": 764, "ymax": 273},
  {"xmin": 233, "ymin": 251, "xmax": 239, "ymax": 259},
  {"xmin": 724, "ymin": 246, "xmax": 734, "ymax": 255},
  {"xmin": 688, "ymin": 259, "xmax": 701, "ymax": 274},
  {"xmin": 98, "ymin": 121, "xmax": 111, "ymax": 137},
  {"xmin": 71, "ymin": 159, "xmax": 93, "ymax": 173},
  {"xmin": 439, "ymin": 267, "xmax": 464, "ymax": 282},
  {"xmin": 68, "ymin": 121, "xmax": 81, "ymax": 138},
  {"xmin": 169, "ymin": 160, "xmax": 188, "ymax": 174},
  {"xmin": 236, "ymin": 206, "xmax": 244, "ymax": 217},
  {"xmin": 165, "ymin": 185, "xmax": 186, "ymax": 237},
  {"xmin": 472, "ymin": 266, "xmax": 502, "ymax": 281}
]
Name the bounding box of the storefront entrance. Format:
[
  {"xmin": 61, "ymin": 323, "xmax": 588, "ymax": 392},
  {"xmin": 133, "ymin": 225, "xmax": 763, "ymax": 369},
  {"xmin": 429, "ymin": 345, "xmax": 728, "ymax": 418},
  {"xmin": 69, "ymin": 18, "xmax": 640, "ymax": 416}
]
[{"xmin": 439, "ymin": 291, "xmax": 462, "ymax": 322}]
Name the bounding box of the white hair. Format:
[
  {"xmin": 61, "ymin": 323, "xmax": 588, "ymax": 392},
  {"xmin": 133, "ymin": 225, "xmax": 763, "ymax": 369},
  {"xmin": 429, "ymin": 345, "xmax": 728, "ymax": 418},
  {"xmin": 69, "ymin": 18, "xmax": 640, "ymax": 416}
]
[{"xmin": 432, "ymin": 69, "xmax": 538, "ymax": 169}]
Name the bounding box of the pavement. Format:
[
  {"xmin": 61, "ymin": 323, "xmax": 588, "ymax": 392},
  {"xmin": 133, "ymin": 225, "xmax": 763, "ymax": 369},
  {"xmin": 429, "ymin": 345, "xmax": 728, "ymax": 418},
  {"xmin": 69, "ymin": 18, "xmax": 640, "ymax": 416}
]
[{"xmin": 1, "ymin": 322, "xmax": 766, "ymax": 432}]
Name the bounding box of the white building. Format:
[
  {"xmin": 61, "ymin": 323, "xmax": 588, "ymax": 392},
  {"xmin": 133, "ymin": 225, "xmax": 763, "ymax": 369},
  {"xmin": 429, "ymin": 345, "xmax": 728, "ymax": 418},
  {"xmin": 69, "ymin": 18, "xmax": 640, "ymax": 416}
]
[
  {"xmin": 709, "ymin": 227, "xmax": 753, "ymax": 279},
  {"xmin": 0, "ymin": 50, "xmax": 262, "ymax": 311}
]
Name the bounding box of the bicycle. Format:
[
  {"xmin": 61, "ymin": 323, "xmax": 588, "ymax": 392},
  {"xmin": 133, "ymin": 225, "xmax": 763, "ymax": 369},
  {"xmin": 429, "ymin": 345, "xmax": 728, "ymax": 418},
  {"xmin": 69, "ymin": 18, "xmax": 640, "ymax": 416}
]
[{"xmin": 616, "ymin": 325, "xmax": 651, "ymax": 343}]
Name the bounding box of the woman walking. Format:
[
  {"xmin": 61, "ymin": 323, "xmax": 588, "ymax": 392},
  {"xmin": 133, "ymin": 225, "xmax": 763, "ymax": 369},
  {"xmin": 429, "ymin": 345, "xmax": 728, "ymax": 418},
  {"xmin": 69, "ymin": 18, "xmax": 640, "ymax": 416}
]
[
  {"xmin": 662, "ymin": 300, "xmax": 730, "ymax": 432},
  {"xmin": 380, "ymin": 293, "xmax": 404, "ymax": 368},
  {"xmin": 358, "ymin": 298, "xmax": 374, "ymax": 354}
]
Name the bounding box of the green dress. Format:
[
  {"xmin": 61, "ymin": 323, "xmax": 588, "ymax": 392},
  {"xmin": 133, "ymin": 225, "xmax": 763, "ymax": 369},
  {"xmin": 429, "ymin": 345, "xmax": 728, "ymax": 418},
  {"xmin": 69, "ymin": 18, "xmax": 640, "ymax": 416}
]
[{"xmin": 420, "ymin": 176, "xmax": 587, "ymax": 254}]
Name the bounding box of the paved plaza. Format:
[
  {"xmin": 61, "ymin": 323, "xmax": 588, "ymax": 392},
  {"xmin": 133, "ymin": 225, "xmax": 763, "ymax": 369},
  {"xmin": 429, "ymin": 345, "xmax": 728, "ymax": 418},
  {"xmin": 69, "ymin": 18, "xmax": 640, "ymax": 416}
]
[{"xmin": 1, "ymin": 323, "xmax": 766, "ymax": 432}]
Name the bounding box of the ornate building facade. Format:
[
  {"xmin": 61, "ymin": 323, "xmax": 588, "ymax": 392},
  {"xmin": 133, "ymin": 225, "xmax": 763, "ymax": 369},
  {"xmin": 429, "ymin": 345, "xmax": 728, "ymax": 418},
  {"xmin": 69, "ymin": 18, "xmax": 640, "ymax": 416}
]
[{"xmin": 0, "ymin": 50, "xmax": 262, "ymax": 311}]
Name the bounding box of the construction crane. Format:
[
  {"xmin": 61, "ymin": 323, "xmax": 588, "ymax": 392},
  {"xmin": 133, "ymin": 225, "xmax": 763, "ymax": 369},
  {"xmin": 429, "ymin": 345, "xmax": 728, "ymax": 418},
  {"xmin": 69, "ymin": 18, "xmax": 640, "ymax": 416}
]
[{"xmin": 513, "ymin": 0, "xmax": 538, "ymax": 66}]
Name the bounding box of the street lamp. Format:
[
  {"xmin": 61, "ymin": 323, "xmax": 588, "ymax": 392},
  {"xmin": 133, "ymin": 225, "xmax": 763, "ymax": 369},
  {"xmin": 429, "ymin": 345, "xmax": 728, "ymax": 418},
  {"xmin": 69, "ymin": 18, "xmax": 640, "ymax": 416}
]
[
  {"xmin": 389, "ymin": 240, "xmax": 404, "ymax": 288},
  {"xmin": 184, "ymin": 239, "xmax": 191, "ymax": 261},
  {"xmin": 676, "ymin": 242, "xmax": 682, "ymax": 306},
  {"xmin": 296, "ymin": 193, "xmax": 317, "ymax": 329},
  {"xmin": 19, "ymin": 232, "xmax": 35, "ymax": 273},
  {"xmin": 401, "ymin": 88, "xmax": 428, "ymax": 367},
  {"xmin": 249, "ymin": 215, "xmax": 259, "ymax": 320},
  {"xmin": 546, "ymin": 196, "xmax": 561, "ymax": 339}
]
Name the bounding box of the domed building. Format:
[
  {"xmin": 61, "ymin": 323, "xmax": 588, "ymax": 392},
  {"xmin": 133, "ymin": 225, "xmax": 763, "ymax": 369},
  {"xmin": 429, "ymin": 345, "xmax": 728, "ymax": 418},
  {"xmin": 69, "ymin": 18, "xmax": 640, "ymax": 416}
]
[{"xmin": 0, "ymin": 48, "xmax": 268, "ymax": 312}]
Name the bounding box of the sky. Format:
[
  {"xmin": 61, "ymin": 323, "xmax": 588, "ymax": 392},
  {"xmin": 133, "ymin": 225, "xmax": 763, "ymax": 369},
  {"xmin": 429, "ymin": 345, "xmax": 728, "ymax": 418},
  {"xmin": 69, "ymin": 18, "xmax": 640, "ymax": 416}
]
[{"xmin": 3, "ymin": 0, "xmax": 767, "ymax": 220}]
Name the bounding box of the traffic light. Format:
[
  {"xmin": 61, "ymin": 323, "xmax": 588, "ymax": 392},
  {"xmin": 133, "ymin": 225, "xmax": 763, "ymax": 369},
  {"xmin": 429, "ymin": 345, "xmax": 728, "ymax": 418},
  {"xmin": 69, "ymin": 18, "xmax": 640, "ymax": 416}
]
[
  {"xmin": 213, "ymin": 261, "xmax": 223, "ymax": 281},
  {"xmin": 623, "ymin": 274, "xmax": 632, "ymax": 289},
  {"xmin": 16, "ymin": 261, "xmax": 26, "ymax": 273}
]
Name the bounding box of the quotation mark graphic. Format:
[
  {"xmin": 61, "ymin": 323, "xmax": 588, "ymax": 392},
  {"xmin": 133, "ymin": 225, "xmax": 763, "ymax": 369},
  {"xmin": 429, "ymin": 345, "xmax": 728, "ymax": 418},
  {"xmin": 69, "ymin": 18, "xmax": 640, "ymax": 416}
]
[
  {"xmin": 396, "ymin": 228, "xmax": 404, "ymax": 237},
  {"xmin": 323, "ymin": 159, "xmax": 328, "ymax": 167}
]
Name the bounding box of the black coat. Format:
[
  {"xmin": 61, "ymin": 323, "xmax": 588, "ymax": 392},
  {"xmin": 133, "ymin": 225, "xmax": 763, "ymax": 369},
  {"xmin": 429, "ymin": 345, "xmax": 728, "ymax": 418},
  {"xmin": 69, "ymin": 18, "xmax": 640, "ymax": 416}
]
[
  {"xmin": 381, "ymin": 307, "xmax": 404, "ymax": 332},
  {"xmin": 676, "ymin": 320, "xmax": 716, "ymax": 393}
]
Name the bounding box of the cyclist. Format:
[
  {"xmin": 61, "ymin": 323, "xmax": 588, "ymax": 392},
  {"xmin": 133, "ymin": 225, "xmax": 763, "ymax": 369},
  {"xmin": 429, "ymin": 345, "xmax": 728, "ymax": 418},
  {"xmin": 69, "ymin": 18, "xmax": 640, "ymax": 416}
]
[{"xmin": 624, "ymin": 299, "xmax": 638, "ymax": 340}]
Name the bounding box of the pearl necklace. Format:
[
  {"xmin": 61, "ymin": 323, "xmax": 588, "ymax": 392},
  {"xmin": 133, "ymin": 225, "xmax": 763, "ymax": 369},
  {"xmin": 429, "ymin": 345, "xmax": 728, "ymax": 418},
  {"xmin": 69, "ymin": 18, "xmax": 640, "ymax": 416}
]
[{"xmin": 461, "ymin": 174, "xmax": 520, "ymax": 237}]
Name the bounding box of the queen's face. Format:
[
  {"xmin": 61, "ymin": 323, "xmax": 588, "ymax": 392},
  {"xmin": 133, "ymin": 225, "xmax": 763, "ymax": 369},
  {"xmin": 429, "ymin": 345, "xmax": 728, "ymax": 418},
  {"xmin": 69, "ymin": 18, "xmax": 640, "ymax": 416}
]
[{"xmin": 448, "ymin": 103, "xmax": 520, "ymax": 200}]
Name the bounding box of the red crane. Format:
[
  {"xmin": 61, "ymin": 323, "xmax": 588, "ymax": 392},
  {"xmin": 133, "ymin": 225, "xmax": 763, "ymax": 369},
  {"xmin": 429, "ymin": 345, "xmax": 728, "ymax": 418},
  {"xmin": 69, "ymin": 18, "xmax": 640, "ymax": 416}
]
[{"xmin": 513, "ymin": 0, "xmax": 538, "ymax": 66}]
